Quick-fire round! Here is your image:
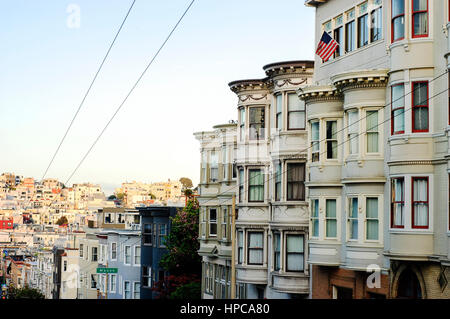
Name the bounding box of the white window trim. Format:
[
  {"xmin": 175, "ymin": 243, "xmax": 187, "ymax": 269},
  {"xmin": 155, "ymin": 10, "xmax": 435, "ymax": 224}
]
[
  {"xmin": 109, "ymin": 274, "xmax": 117, "ymax": 293},
  {"xmin": 133, "ymin": 245, "xmax": 141, "ymax": 266},
  {"xmin": 133, "ymin": 281, "xmax": 140, "ymax": 300},
  {"xmin": 124, "ymin": 245, "xmax": 131, "ymax": 266},
  {"xmin": 123, "ymin": 280, "xmax": 131, "ymax": 299},
  {"xmin": 110, "ymin": 242, "xmax": 117, "ymax": 261}
]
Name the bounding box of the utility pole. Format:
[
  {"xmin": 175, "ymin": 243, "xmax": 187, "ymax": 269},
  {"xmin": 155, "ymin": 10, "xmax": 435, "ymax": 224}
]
[{"xmin": 230, "ymin": 195, "xmax": 236, "ymax": 299}]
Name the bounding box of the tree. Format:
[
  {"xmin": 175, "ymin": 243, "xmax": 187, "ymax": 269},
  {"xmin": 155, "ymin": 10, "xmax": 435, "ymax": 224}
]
[
  {"xmin": 55, "ymin": 216, "xmax": 68, "ymax": 226},
  {"xmin": 148, "ymin": 193, "xmax": 156, "ymax": 199},
  {"xmin": 7, "ymin": 286, "xmax": 45, "ymax": 299},
  {"xmin": 108, "ymin": 195, "xmax": 117, "ymax": 200},
  {"xmin": 179, "ymin": 177, "xmax": 193, "ymax": 190},
  {"xmin": 116, "ymin": 193, "xmax": 125, "ymax": 200},
  {"xmin": 153, "ymin": 196, "xmax": 201, "ymax": 299}
]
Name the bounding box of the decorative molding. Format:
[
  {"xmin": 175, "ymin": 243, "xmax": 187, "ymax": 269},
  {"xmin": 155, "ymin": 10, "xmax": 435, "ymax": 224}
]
[{"xmin": 238, "ymin": 94, "xmax": 268, "ymax": 102}]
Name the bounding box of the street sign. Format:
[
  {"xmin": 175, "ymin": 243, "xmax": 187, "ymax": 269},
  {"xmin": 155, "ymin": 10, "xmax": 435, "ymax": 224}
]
[{"xmin": 96, "ymin": 268, "xmax": 118, "ymax": 274}]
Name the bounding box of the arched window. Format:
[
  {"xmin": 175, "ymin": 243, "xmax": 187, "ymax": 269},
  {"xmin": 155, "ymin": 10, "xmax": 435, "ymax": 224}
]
[{"xmin": 397, "ymin": 268, "xmax": 422, "ymax": 299}]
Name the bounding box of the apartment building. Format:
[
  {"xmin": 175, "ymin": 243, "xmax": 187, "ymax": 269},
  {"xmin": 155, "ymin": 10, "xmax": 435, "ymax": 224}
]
[
  {"xmin": 194, "ymin": 123, "xmax": 237, "ymax": 299},
  {"xmin": 301, "ymin": 0, "xmax": 449, "ymax": 298}
]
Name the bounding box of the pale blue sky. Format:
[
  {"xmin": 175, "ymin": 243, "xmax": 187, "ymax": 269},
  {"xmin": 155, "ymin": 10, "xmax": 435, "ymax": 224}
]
[{"xmin": 0, "ymin": 0, "xmax": 315, "ymax": 195}]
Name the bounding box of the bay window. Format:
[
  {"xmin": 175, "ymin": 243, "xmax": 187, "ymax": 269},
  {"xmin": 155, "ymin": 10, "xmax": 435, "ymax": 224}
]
[
  {"xmin": 349, "ymin": 197, "xmax": 358, "ymax": 240},
  {"xmin": 248, "ymin": 169, "xmax": 264, "ymax": 202},
  {"xmin": 391, "ymin": 84, "xmax": 405, "ymax": 134},
  {"xmin": 366, "ymin": 198, "xmax": 379, "ymax": 240},
  {"xmin": 348, "ymin": 110, "xmax": 359, "ymax": 154},
  {"xmin": 239, "ymin": 108, "xmax": 246, "ymax": 141},
  {"xmin": 391, "ymin": 177, "xmax": 405, "ymax": 228},
  {"xmin": 346, "ymin": 10, "xmax": 356, "ymax": 52},
  {"xmin": 247, "ymin": 232, "xmax": 264, "ymax": 265},
  {"xmin": 249, "ymin": 107, "xmax": 265, "ymax": 140},
  {"xmin": 287, "ymin": 163, "xmax": 305, "ymax": 201},
  {"xmin": 326, "ymin": 199, "xmax": 337, "ymax": 238},
  {"xmin": 371, "ymin": 4, "xmax": 382, "ymax": 42},
  {"xmin": 275, "ymin": 162, "xmax": 282, "ymax": 201},
  {"xmin": 287, "ymin": 93, "xmax": 305, "ymax": 130},
  {"xmin": 273, "ymin": 232, "xmax": 280, "ymax": 271},
  {"xmin": 358, "ymin": 3, "xmax": 369, "ymax": 48},
  {"xmin": 286, "ymin": 235, "xmax": 304, "ymax": 272},
  {"xmin": 392, "ymin": 0, "xmax": 405, "ymax": 42},
  {"xmin": 209, "ymin": 208, "xmax": 217, "ymax": 237},
  {"xmin": 366, "ymin": 111, "xmax": 379, "ymax": 153},
  {"xmin": 412, "ymin": 0, "xmax": 428, "ymax": 38},
  {"xmin": 412, "ymin": 177, "xmax": 429, "ymax": 228},
  {"xmin": 311, "ymin": 199, "xmax": 319, "ymax": 237},
  {"xmin": 326, "ymin": 121, "xmax": 338, "ymax": 159},
  {"xmin": 276, "ymin": 94, "xmax": 282, "ymax": 129},
  {"xmin": 210, "ymin": 151, "xmax": 218, "ymax": 182},
  {"xmin": 311, "ymin": 121, "xmax": 320, "ymax": 162},
  {"xmin": 412, "ymin": 81, "xmax": 428, "ymax": 132}
]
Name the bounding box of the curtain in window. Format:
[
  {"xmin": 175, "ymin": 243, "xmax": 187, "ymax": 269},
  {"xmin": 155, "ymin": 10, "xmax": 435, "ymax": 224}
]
[
  {"xmin": 367, "ymin": 111, "xmax": 378, "ymax": 152},
  {"xmin": 413, "ymin": 82, "xmax": 428, "ymax": 130},
  {"xmin": 366, "ymin": 198, "xmax": 379, "ymax": 240},
  {"xmin": 248, "ymin": 233, "xmax": 263, "ymax": 264},
  {"xmin": 287, "ymin": 163, "xmax": 305, "ymax": 200},
  {"xmin": 286, "ymin": 235, "xmax": 304, "ymax": 271},
  {"xmin": 392, "ymin": 179, "xmax": 404, "ymax": 226},
  {"xmin": 413, "ymin": 0, "xmax": 427, "ymax": 36},
  {"xmin": 326, "ymin": 199, "xmax": 337, "ymax": 238},
  {"xmin": 346, "ymin": 21, "xmax": 355, "ymax": 52},
  {"xmin": 249, "ymin": 170, "xmax": 264, "ymax": 201},
  {"xmin": 348, "ymin": 111, "xmax": 359, "ymax": 154},
  {"xmin": 350, "ymin": 198, "xmax": 358, "ymax": 239},
  {"xmin": 413, "ymin": 179, "xmax": 428, "ymax": 226}
]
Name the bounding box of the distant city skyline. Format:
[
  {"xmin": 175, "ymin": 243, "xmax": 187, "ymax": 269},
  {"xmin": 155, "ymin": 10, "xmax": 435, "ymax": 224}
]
[{"xmin": 0, "ymin": 1, "xmax": 315, "ymax": 195}]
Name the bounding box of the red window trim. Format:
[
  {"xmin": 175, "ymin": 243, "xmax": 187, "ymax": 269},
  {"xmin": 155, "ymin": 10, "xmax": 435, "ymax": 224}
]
[
  {"xmin": 391, "ymin": 177, "xmax": 405, "ymax": 229},
  {"xmin": 411, "ymin": 176, "xmax": 429, "ymax": 229},
  {"xmin": 391, "ymin": 0, "xmax": 405, "ymax": 43},
  {"xmin": 411, "ymin": 81, "xmax": 429, "ymax": 133},
  {"xmin": 412, "ymin": 0, "xmax": 429, "ymax": 38},
  {"xmin": 391, "ymin": 83, "xmax": 405, "ymax": 135}
]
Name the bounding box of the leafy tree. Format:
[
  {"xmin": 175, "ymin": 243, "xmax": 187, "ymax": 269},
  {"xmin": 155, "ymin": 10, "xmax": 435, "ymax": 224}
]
[
  {"xmin": 179, "ymin": 177, "xmax": 193, "ymax": 190},
  {"xmin": 55, "ymin": 216, "xmax": 68, "ymax": 226},
  {"xmin": 116, "ymin": 193, "xmax": 125, "ymax": 200},
  {"xmin": 7, "ymin": 286, "xmax": 45, "ymax": 299},
  {"xmin": 108, "ymin": 195, "xmax": 117, "ymax": 200}
]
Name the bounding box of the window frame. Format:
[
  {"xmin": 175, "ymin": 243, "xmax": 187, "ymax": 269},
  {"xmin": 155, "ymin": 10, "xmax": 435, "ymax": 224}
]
[
  {"xmin": 391, "ymin": 0, "xmax": 405, "ymax": 43},
  {"xmin": 110, "ymin": 274, "xmax": 117, "ymax": 293},
  {"xmin": 357, "ymin": 12, "xmax": 369, "ymax": 48},
  {"xmin": 209, "ymin": 208, "xmax": 218, "ymax": 237},
  {"xmin": 345, "ymin": 9, "xmax": 356, "ymax": 53},
  {"xmin": 91, "ymin": 246, "xmax": 98, "ymax": 262},
  {"xmin": 248, "ymin": 106, "xmax": 266, "ymax": 141},
  {"xmin": 366, "ymin": 110, "xmax": 379, "ymax": 153},
  {"xmin": 391, "ymin": 83, "xmax": 405, "ymax": 135},
  {"xmin": 391, "ymin": 177, "xmax": 405, "ymax": 229},
  {"xmin": 123, "ymin": 280, "xmax": 131, "ymax": 299},
  {"xmin": 142, "ymin": 266, "xmax": 152, "ymax": 288},
  {"xmin": 412, "ymin": 176, "xmax": 429, "ymax": 229},
  {"xmin": 310, "ymin": 199, "xmax": 320, "ymax": 238},
  {"xmin": 275, "ymin": 162, "xmax": 282, "ymax": 202},
  {"xmin": 365, "ymin": 197, "xmax": 380, "ymax": 241},
  {"xmin": 311, "ymin": 121, "xmax": 320, "ymax": 162},
  {"xmin": 247, "ymin": 231, "xmax": 264, "ymax": 266},
  {"xmin": 143, "ymin": 224, "xmax": 152, "ymax": 246},
  {"xmin": 248, "ymin": 168, "xmax": 264, "ymax": 203},
  {"xmin": 348, "ymin": 197, "xmax": 359, "ymax": 241},
  {"xmin": 411, "ymin": 81, "xmax": 429, "ymax": 133},
  {"xmin": 273, "ymin": 232, "xmax": 281, "ymax": 271},
  {"xmin": 285, "ymin": 234, "xmax": 304, "ymax": 273},
  {"xmin": 237, "ymin": 230, "xmax": 244, "ymax": 264},
  {"xmin": 287, "ymin": 92, "xmax": 306, "ymax": 130},
  {"xmin": 347, "ymin": 110, "xmax": 359, "ymax": 155},
  {"xmin": 134, "ymin": 245, "xmax": 141, "ymax": 266},
  {"xmin": 326, "ymin": 120, "xmax": 338, "ymax": 159},
  {"xmin": 286, "ymin": 162, "xmax": 305, "ymax": 201},
  {"xmin": 276, "ymin": 93, "xmax": 283, "ymax": 130},
  {"xmin": 124, "ymin": 245, "xmax": 131, "ymax": 266},
  {"xmin": 370, "ymin": 4, "xmax": 383, "ymax": 42},
  {"xmin": 159, "ymin": 224, "xmax": 167, "ymax": 247},
  {"xmin": 411, "ymin": 0, "xmax": 428, "ymax": 38},
  {"xmin": 325, "ymin": 198, "xmax": 338, "ymax": 239}
]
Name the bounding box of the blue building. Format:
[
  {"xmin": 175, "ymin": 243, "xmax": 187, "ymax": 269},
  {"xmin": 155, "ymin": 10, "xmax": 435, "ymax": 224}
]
[{"xmin": 138, "ymin": 206, "xmax": 178, "ymax": 299}]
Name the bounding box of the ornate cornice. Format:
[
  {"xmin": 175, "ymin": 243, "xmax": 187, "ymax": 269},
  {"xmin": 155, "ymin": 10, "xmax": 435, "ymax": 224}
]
[
  {"xmin": 297, "ymin": 85, "xmax": 343, "ymax": 103},
  {"xmin": 238, "ymin": 94, "xmax": 268, "ymax": 102},
  {"xmin": 388, "ymin": 159, "xmax": 446, "ymax": 166},
  {"xmin": 331, "ymin": 70, "xmax": 389, "ymax": 92},
  {"xmin": 228, "ymin": 78, "xmax": 270, "ymax": 94}
]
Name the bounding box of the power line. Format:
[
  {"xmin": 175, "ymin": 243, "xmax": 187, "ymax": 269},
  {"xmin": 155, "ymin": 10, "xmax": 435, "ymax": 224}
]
[
  {"xmin": 41, "ymin": 0, "xmax": 137, "ymax": 182},
  {"xmin": 63, "ymin": 0, "xmax": 196, "ymax": 187},
  {"xmin": 200, "ymin": 68, "xmax": 449, "ymax": 207}
]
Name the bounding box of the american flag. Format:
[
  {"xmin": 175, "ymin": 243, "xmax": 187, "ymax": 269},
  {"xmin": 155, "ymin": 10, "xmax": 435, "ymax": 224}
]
[{"xmin": 316, "ymin": 31, "xmax": 339, "ymax": 62}]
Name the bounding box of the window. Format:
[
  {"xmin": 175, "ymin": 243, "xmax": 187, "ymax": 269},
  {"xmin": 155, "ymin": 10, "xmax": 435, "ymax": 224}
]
[
  {"xmin": 326, "ymin": 199, "xmax": 337, "ymax": 238},
  {"xmin": 311, "ymin": 199, "xmax": 319, "ymax": 237},
  {"xmin": 91, "ymin": 247, "xmax": 98, "ymax": 262},
  {"xmin": 348, "ymin": 110, "xmax": 359, "ymax": 154},
  {"xmin": 358, "ymin": 4, "xmax": 369, "ymax": 48},
  {"xmin": 221, "ymin": 207, "xmax": 228, "ymax": 240},
  {"xmin": 326, "ymin": 121, "xmax": 338, "ymax": 159},
  {"xmin": 391, "ymin": 178, "xmax": 405, "ymax": 228},
  {"xmin": 124, "ymin": 246, "xmax": 131, "ymax": 265},
  {"xmin": 159, "ymin": 224, "xmax": 167, "ymax": 247},
  {"xmin": 237, "ymin": 231, "xmax": 243, "ymax": 264},
  {"xmin": 345, "ymin": 9, "xmax": 356, "ymax": 52},
  {"xmin": 201, "ymin": 152, "xmax": 207, "ymax": 183},
  {"xmin": 276, "ymin": 94, "xmax": 282, "ymax": 129},
  {"xmin": 209, "ymin": 209, "xmax": 217, "ymax": 237},
  {"xmin": 366, "ymin": 111, "xmax": 379, "ymax": 153},
  {"xmin": 349, "ymin": 198, "xmax": 358, "ymax": 240},
  {"xmin": 249, "ymin": 107, "xmax": 265, "ymax": 140},
  {"xmin": 412, "ymin": 177, "xmax": 429, "ymax": 228},
  {"xmin": 286, "ymin": 235, "xmax": 304, "ymax": 272},
  {"xmin": 287, "ymin": 163, "xmax": 305, "ymax": 201},
  {"xmin": 391, "ymin": 84, "xmax": 405, "ymax": 134},
  {"xmin": 143, "ymin": 224, "xmax": 152, "ymax": 246},
  {"xmin": 392, "ymin": 0, "xmax": 405, "ymax": 42},
  {"xmin": 91, "ymin": 274, "xmax": 97, "ymax": 289},
  {"xmin": 134, "ymin": 246, "xmax": 141, "ymax": 265},
  {"xmin": 412, "ymin": 81, "xmax": 428, "ymax": 132},
  {"xmin": 248, "ymin": 169, "xmax": 264, "ymax": 202},
  {"xmin": 210, "ymin": 151, "xmax": 218, "ymax": 182},
  {"xmin": 239, "ymin": 108, "xmax": 246, "ymax": 141},
  {"xmin": 247, "ymin": 232, "xmax": 263, "ymax": 265},
  {"xmin": 334, "ymin": 15, "xmax": 344, "ymax": 57},
  {"xmin": 110, "ymin": 274, "xmax": 117, "ymax": 293},
  {"xmin": 311, "ymin": 121, "xmax": 320, "ymax": 162},
  {"xmin": 273, "ymin": 232, "xmax": 280, "ymax": 271},
  {"xmin": 371, "ymin": 5, "xmax": 383, "ymax": 42},
  {"xmin": 287, "ymin": 93, "xmax": 305, "ymax": 130},
  {"xmin": 124, "ymin": 281, "xmax": 131, "ymax": 299},
  {"xmin": 275, "ymin": 162, "xmax": 282, "ymax": 201},
  {"xmin": 366, "ymin": 198, "xmax": 379, "ymax": 240},
  {"xmin": 79, "ymin": 244, "xmax": 84, "ymax": 258},
  {"xmin": 232, "ymin": 162, "xmax": 237, "ymax": 179},
  {"xmin": 133, "ymin": 282, "xmax": 140, "ymax": 299},
  {"xmin": 63, "ymin": 260, "xmax": 67, "ymax": 271},
  {"xmin": 412, "ymin": 0, "xmax": 428, "ymax": 38},
  {"xmin": 142, "ymin": 266, "xmax": 152, "ymax": 287},
  {"xmin": 239, "ymin": 169, "xmax": 244, "ymax": 203},
  {"xmin": 222, "ymin": 147, "xmax": 228, "ymax": 181}
]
